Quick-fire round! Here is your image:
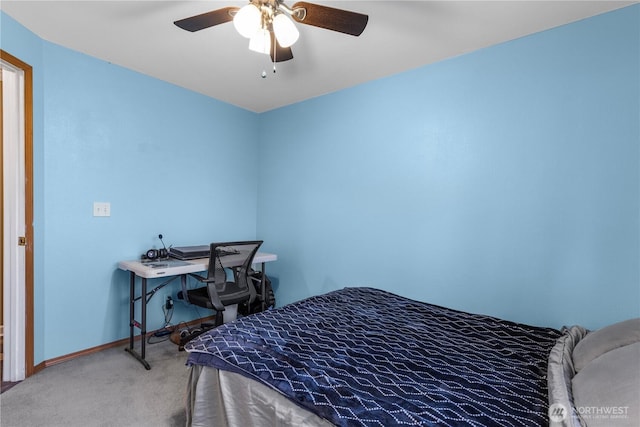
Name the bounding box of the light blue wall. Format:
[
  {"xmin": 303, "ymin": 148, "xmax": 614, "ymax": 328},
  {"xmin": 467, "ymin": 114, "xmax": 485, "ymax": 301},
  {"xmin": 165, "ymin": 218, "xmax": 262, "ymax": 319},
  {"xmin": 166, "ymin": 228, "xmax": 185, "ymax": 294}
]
[
  {"xmin": 257, "ymin": 5, "xmax": 640, "ymax": 330},
  {"xmin": 2, "ymin": 5, "xmax": 639, "ymax": 363},
  {"xmin": 3, "ymin": 12, "xmax": 261, "ymax": 360},
  {"xmin": 40, "ymin": 44, "xmax": 260, "ymax": 359}
]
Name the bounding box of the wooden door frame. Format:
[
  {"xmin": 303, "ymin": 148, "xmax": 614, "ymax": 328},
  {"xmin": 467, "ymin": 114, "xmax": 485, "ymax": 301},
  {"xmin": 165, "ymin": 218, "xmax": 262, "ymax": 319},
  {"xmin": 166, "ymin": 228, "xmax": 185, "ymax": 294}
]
[{"xmin": 1, "ymin": 49, "xmax": 34, "ymax": 378}]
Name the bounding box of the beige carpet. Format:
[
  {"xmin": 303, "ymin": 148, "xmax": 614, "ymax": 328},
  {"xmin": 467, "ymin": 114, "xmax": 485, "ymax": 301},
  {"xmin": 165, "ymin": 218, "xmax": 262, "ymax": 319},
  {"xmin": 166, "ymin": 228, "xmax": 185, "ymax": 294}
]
[{"xmin": 0, "ymin": 338, "xmax": 190, "ymax": 427}]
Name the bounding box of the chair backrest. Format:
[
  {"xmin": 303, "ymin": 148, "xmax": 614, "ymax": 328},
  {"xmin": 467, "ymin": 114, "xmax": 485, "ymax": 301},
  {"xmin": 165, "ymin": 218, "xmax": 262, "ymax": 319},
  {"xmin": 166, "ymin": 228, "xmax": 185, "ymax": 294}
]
[{"xmin": 206, "ymin": 240, "xmax": 263, "ymax": 304}]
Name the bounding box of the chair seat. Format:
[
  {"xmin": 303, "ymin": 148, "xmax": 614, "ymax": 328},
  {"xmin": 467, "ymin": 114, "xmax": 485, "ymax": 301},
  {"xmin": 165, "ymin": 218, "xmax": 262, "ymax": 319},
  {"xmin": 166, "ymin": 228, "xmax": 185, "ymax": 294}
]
[{"xmin": 186, "ymin": 282, "xmax": 251, "ymax": 310}]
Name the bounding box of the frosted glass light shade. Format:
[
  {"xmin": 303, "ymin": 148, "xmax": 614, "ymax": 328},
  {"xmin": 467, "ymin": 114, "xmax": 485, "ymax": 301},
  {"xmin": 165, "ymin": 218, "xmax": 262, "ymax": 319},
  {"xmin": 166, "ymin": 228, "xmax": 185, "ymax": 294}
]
[
  {"xmin": 272, "ymin": 13, "xmax": 299, "ymax": 48},
  {"xmin": 249, "ymin": 28, "xmax": 271, "ymax": 54},
  {"xmin": 233, "ymin": 4, "xmax": 261, "ymax": 38}
]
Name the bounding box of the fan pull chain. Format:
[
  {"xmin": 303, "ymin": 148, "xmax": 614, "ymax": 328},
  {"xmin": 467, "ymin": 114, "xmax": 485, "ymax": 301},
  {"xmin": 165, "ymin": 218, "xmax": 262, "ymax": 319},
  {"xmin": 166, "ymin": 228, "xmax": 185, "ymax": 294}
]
[
  {"xmin": 262, "ymin": 39, "xmax": 277, "ymax": 78},
  {"xmin": 272, "ymin": 39, "xmax": 277, "ymax": 74}
]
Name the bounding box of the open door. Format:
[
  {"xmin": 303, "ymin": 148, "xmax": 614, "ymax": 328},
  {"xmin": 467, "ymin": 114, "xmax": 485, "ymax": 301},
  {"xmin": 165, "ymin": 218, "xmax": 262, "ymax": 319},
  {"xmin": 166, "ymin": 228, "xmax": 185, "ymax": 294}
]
[{"xmin": 1, "ymin": 49, "xmax": 34, "ymax": 382}]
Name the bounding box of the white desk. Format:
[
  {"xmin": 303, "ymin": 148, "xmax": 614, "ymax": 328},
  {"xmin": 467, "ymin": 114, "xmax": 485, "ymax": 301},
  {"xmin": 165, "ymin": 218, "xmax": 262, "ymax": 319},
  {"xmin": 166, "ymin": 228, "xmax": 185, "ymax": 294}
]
[
  {"xmin": 118, "ymin": 252, "xmax": 277, "ymax": 369},
  {"xmin": 118, "ymin": 252, "xmax": 277, "ymax": 279}
]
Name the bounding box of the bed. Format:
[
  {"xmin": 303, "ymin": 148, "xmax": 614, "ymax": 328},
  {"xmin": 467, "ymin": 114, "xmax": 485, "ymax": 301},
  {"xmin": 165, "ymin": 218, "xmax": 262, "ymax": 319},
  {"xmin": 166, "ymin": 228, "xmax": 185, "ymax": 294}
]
[{"xmin": 183, "ymin": 287, "xmax": 639, "ymax": 426}]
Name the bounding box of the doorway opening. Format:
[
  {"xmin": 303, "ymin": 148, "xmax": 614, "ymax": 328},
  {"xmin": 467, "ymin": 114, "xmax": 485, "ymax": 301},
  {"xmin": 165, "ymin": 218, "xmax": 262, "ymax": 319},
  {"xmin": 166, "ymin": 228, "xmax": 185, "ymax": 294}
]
[{"xmin": 1, "ymin": 49, "xmax": 34, "ymax": 388}]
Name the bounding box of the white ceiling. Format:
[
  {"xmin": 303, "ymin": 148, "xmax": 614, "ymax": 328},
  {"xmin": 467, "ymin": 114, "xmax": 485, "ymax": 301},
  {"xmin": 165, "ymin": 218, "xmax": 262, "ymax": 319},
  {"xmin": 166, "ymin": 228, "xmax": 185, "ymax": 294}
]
[{"xmin": 1, "ymin": 1, "xmax": 635, "ymax": 112}]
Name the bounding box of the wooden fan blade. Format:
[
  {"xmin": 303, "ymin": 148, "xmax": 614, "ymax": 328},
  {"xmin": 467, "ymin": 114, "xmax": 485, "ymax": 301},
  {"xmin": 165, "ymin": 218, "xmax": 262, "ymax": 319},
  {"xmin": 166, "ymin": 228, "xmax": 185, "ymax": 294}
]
[
  {"xmin": 174, "ymin": 7, "xmax": 238, "ymax": 32},
  {"xmin": 270, "ymin": 32, "xmax": 294, "ymax": 62},
  {"xmin": 291, "ymin": 2, "xmax": 368, "ymax": 36}
]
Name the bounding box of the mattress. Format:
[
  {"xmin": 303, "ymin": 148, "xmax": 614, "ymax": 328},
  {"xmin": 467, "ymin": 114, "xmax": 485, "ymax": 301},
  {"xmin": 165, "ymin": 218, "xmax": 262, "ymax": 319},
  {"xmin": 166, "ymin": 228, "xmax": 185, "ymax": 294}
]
[{"xmin": 184, "ymin": 287, "xmax": 562, "ymax": 426}]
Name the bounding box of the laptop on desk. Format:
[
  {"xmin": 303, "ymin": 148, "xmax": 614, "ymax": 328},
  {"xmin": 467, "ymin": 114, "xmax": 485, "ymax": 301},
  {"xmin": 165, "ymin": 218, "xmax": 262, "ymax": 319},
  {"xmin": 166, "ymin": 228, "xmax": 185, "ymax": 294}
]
[{"xmin": 169, "ymin": 245, "xmax": 210, "ymax": 260}]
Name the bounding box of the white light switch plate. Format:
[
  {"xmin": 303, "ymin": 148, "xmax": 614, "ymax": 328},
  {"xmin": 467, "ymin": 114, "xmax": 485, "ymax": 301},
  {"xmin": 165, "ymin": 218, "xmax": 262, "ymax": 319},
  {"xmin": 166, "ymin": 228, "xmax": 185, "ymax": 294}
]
[{"xmin": 93, "ymin": 202, "xmax": 111, "ymax": 217}]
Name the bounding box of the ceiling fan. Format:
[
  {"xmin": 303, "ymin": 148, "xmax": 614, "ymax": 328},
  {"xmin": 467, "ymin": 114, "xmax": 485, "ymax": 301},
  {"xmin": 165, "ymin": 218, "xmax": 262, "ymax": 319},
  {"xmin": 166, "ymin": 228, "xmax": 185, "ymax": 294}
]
[{"xmin": 174, "ymin": 0, "xmax": 368, "ymax": 63}]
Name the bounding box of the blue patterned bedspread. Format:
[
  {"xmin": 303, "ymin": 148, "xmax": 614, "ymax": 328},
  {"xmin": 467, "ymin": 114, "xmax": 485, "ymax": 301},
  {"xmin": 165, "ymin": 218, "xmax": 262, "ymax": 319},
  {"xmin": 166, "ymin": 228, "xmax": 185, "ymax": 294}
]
[{"xmin": 185, "ymin": 287, "xmax": 561, "ymax": 426}]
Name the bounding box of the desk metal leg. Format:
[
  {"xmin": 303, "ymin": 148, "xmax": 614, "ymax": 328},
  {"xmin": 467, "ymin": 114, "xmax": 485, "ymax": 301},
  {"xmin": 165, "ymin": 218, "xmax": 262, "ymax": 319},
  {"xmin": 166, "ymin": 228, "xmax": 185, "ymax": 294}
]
[
  {"xmin": 127, "ymin": 272, "xmax": 135, "ymax": 349},
  {"xmin": 124, "ymin": 272, "xmax": 151, "ymax": 370},
  {"xmin": 260, "ymin": 262, "xmax": 267, "ymax": 312}
]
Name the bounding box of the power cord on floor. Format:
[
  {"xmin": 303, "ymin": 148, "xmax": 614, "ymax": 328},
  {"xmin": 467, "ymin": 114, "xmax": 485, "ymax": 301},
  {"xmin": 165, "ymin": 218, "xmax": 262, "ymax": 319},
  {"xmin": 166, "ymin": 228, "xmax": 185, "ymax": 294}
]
[{"xmin": 147, "ymin": 296, "xmax": 175, "ymax": 344}]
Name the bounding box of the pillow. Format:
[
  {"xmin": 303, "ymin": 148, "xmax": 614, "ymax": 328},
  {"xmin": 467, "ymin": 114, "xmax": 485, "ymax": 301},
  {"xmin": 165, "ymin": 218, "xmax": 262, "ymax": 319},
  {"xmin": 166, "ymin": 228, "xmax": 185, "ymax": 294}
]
[
  {"xmin": 547, "ymin": 326, "xmax": 588, "ymax": 427},
  {"xmin": 571, "ymin": 342, "xmax": 640, "ymax": 427},
  {"xmin": 572, "ymin": 318, "xmax": 640, "ymax": 372}
]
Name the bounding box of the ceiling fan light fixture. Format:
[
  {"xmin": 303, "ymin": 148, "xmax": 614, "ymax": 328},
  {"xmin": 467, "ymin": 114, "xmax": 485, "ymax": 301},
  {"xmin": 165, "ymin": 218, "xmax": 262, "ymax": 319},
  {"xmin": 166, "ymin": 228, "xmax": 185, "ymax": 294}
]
[
  {"xmin": 272, "ymin": 13, "xmax": 299, "ymax": 48},
  {"xmin": 249, "ymin": 28, "xmax": 272, "ymax": 54},
  {"xmin": 175, "ymin": 1, "xmax": 369, "ymax": 63},
  {"xmin": 233, "ymin": 3, "xmax": 261, "ymax": 38}
]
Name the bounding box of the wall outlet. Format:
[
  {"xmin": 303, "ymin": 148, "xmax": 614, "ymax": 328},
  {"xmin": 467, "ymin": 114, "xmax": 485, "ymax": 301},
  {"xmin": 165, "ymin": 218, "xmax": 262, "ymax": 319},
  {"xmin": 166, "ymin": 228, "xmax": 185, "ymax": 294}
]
[{"xmin": 93, "ymin": 202, "xmax": 111, "ymax": 217}]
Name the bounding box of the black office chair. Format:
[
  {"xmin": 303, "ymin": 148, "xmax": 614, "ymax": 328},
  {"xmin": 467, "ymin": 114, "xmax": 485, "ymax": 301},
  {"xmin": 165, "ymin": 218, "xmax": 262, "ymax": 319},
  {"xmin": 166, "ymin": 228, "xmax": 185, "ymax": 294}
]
[{"xmin": 182, "ymin": 240, "xmax": 263, "ymax": 330}]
